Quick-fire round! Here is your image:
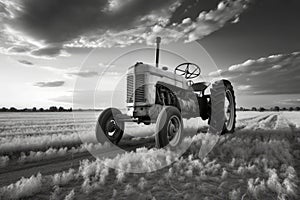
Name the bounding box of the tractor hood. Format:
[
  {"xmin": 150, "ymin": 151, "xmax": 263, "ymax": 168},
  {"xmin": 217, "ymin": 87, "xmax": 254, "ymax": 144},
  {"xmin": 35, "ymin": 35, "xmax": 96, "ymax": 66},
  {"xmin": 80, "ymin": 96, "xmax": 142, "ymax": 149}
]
[{"xmin": 128, "ymin": 62, "xmax": 186, "ymax": 83}]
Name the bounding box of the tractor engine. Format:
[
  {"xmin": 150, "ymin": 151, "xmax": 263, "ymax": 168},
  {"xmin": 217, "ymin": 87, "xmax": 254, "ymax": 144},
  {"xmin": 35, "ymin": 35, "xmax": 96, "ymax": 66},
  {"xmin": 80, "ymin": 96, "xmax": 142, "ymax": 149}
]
[{"xmin": 126, "ymin": 62, "xmax": 200, "ymax": 123}]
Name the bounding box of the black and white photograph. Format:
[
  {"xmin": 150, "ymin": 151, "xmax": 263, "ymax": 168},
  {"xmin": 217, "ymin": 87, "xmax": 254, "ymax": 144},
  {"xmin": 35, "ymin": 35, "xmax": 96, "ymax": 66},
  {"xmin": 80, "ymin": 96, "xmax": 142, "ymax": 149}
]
[{"xmin": 0, "ymin": 0, "xmax": 299, "ymax": 199}]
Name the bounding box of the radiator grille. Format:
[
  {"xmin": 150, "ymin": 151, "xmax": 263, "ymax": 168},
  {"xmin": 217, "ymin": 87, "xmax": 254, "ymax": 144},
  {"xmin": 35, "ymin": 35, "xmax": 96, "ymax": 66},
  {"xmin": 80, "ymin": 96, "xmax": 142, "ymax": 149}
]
[
  {"xmin": 126, "ymin": 74, "xmax": 146, "ymax": 103},
  {"xmin": 135, "ymin": 74, "xmax": 145, "ymax": 102},
  {"xmin": 127, "ymin": 75, "xmax": 134, "ymax": 103}
]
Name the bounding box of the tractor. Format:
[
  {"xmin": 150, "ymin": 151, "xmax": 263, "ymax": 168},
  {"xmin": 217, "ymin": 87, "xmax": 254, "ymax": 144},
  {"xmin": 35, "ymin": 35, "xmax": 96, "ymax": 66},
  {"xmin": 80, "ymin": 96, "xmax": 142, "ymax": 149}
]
[{"xmin": 96, "ymin": 37, "xmax": 236, "ymax": 149}]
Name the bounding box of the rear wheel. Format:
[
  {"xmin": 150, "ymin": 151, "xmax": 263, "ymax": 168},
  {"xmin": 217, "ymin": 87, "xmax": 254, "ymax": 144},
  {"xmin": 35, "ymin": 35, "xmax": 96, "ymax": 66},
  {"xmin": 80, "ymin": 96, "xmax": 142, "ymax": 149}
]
[
  {"xmin": 209, "ymin": 80, "xmax": 236, "ymax": 135},
  {"xmin": 155, "ymin": 106, "xmax": 183, "ymax": 148},
  {"xmin": 96, "ymin": 108, "xmax": 124, "ymax": 145},
  {"xmin": 223, "ymin": 81, "xmax": 236, "ymax": 133}
]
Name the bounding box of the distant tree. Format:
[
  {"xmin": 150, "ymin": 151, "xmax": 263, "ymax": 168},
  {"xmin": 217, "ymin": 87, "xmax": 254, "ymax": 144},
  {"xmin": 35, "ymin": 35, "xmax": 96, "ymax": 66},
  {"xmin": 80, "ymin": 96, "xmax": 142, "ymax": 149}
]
[
  {"xmin": 0, "ymin": 107, "xmax": 72, "ymax": 112},
  {"xmin": 239, "ymin": 107, "xmax": 245, "ymax": 111},
  {"xmin": 259, "ymin": 107, "xmax": 266, "ymax": 112},
  {"xmin": 9, "ymin": 107, "xmax": 18, "ymax": 112},
  {"xmin": 0, "ymin": 107, "xmax": 8, "ymax": 112},
  {"xmin": 49, "ymin": 106, "xmax": 58, "ymax": 112},
  {"xmin": 251, "ymin": 107, "xmax": 257, "ymax": 111},
  {"xmin": 289, "ymin": 107, "xmax": 294, "ymax": 111},
  {"xmin": 282, "ymin": 107, "xmax": 287, "ymax": 111},
  {"xmin": 273, "ymin": 106, "xmax": 280, "ymax": 112},
  {"xmin": 296, "ymin": 107, "xmax": 300, "ymax": 111}
]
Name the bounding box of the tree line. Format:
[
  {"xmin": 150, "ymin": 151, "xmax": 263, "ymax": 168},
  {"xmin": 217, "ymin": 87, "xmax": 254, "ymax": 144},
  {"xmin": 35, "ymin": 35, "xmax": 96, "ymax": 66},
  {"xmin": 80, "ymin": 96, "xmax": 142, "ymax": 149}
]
[
  {"xmin": 238, "ymin": 106, "xmax": 300, "ymax": 112},
  {"xmin": 0, "ymin": 106, "xmax": 73, "ymax": 112}
]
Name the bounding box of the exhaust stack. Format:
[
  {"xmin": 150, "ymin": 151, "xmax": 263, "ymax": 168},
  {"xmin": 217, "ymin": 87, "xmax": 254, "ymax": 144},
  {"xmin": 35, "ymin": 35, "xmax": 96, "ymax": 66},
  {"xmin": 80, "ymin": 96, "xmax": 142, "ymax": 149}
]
[{"xmin": 155, "ymin": 37, "xmax": 161, "ymax": 68}]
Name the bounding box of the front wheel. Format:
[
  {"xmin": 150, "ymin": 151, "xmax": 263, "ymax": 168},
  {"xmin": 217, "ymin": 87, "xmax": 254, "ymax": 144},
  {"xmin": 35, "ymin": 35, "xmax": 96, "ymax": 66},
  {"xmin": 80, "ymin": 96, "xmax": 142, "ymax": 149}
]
[
  {"xmin": 155, "ymin": 106, "xmax": 184, "ymax": 148},
  {"xmin": 95, "ymin": 108, "xmax": 124, "ymax": 145}
]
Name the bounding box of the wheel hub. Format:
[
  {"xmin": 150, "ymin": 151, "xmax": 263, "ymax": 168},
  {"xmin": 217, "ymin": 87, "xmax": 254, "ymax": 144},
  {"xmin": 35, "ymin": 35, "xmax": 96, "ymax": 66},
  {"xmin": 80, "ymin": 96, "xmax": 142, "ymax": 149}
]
[
  {"xmin": 167, "ymin": 116, "xmax": 181, "ymax": 146},
  {"xmin": 106, "ymin": 120, "xmax": 118, "ymax": 137}
]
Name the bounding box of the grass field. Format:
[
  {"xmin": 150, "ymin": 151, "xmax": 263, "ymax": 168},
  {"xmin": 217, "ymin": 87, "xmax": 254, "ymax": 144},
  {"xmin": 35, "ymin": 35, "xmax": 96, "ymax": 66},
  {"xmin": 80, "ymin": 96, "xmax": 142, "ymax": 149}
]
[{"xmin": 0, "ymin": 111, "xmax": 299, "ymax": 199}]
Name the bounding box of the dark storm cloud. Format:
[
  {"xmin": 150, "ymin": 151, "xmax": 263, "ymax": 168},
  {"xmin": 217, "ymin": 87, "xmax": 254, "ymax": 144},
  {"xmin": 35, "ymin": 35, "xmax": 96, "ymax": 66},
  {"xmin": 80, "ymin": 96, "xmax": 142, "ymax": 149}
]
[
  {"xmin": 210, "ymin": 52, "xmax": 300, "ymax": 95},
  {"xmin": 18, "ymin": 60, "xmax": 34, "ymax": 66},
  {"xmin": 34, "ymin": 81, "xmax": 65, "ymax": 88},
  {"xmin": 13, "ymin": 0, "xmax": 177, "ymax": 43},
  {"xmin": 0, "ymin": 0, "xmax": 251, "ymax": 58}
]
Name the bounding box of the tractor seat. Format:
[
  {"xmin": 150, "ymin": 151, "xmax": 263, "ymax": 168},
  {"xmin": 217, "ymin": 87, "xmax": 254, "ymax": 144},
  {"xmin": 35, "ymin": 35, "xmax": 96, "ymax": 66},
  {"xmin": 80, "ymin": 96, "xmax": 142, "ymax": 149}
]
[{"xmin": 191, "ymin": 82, "xmax": 210, "ymax": 92}]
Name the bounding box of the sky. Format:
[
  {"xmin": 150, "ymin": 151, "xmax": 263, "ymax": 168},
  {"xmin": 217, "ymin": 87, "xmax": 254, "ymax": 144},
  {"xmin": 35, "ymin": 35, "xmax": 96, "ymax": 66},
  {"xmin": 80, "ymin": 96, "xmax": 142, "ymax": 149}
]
[{"xmin": 0, "ymin": 0, "xmax": 299, "ymax": 109}]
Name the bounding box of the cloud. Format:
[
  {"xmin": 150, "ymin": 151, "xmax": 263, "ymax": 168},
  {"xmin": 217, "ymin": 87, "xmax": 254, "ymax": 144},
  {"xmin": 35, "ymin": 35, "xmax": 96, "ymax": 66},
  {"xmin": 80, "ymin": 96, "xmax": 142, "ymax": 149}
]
[
  {"xmin": 237, "ymin": 85, "xmax": 252, "ymax": 91},
  {"xmin": 279, "ymin": 99, "xmax": 300, "ymax": 106},
  {"xmin": 231, "ymin": 16, "xmax": 240, "ymax": 24},
  {"xmin": 67, "ymin": 71, "xmax": 99, "ymax": 78},
  {"xmin": 210, "ymin": 52, "xmax": 300, "ymax": 95},
  {"xmin": 34, "ymin": 81, "xmax": 65, "ymax": 88},
  {"xmin": 0, "ymin": 0, "xmax": 251, "ymax": 58},
  {"xmin": 67, "ymin": 0, "xmax": 251, "ymax": 47},
  {"xmin": 18, "ymin": 60, "xmax": 34, "ymax": 66},
  {"xmin": 31, "ymin": 46, "xmax": 70, "ymax": 58}
]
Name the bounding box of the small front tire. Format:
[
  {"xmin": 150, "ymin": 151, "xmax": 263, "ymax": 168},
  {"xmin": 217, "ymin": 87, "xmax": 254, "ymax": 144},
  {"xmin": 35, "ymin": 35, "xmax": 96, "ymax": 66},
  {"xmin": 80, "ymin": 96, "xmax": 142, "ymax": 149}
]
[
  {"xmin": 96, "ymin": 108, "xmax": 124, "ymax": 145},
  {"xmin": 155, "ymin": 106, "xmax": 184, "ymax": 148}
]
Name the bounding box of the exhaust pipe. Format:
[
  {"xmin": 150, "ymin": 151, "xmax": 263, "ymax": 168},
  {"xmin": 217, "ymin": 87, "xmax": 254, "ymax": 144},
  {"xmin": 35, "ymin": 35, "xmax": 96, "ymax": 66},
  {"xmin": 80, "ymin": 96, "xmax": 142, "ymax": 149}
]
[{"xmin": 156, "ymin": 37, "xmax": 161, "ymax": 68}]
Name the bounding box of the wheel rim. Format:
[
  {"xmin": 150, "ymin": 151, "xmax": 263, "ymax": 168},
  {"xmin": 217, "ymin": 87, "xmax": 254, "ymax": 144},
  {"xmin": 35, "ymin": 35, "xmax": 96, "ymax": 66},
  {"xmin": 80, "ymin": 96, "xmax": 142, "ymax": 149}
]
[
  {"xmin": 224, "ymin": 90, "xmax": 235, "ymax": 131},
  {"xmin": 105, "ymin": 118, "xmax": 120, "ymax": 141},
  {"xmin": 167, "ymin": 115, "xmax": 182, "ymax": 146}
]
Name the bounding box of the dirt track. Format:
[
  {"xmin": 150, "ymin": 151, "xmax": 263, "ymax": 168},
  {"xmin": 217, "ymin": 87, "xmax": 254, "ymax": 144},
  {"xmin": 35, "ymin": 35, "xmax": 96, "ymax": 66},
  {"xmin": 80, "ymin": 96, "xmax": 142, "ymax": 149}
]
[{"xmin": 0, "ymin": 136, "xmax": 156, "ymax": 187}]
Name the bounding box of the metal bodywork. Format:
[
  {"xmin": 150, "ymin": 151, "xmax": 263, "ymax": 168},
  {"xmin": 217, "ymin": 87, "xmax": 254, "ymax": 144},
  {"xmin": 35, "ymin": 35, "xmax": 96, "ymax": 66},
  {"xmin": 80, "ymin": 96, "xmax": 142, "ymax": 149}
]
[{"xmin": 126, "ymin": 62, "xmax": 202, "ymax": 123}]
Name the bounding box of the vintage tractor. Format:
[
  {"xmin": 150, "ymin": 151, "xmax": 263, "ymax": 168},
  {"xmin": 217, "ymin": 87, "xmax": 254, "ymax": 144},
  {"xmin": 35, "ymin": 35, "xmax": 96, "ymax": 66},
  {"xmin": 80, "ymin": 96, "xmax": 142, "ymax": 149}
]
[{"xmin": 96, "ymin": 38, "xmax": 236, "ymax": 148}]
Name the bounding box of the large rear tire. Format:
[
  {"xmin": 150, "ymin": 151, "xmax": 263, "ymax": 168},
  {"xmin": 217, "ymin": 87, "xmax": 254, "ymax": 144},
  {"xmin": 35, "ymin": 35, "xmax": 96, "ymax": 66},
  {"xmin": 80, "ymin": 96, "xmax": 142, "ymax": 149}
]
[
  {"xmin": 223, "ymin": 80, "xmax": 236, "ymax": 133},
  {"xmin": 155, "ymin": 106, "xmax": 184, "ymax": 148},
  {"xmin": 96, "ymin": 108, "xmax": 124, "ymax": 145},
  {"xmin": 209, "ymin": 80, "xmax": 236, "ymax": 135}
]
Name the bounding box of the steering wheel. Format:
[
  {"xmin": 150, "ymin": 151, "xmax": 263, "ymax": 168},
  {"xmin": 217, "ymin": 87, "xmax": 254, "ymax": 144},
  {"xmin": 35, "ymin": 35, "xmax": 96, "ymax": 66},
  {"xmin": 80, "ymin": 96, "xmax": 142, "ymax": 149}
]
[{"xmin": 175, "ymin": 63, "xmax": 201, "ymax": 79}]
